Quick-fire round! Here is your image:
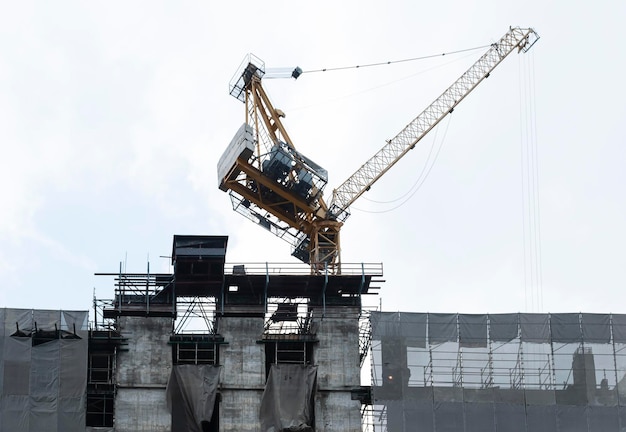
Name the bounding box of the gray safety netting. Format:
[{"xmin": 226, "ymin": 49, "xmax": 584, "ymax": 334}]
[
  {"xmin": 0, "ymin": 308, "xmax": 88, "ymax": 432},
  {"xmin": 370, "ymin": 312, "xmax": 626, "ymax": 432},
  {"xmin": 167, "ymin": 364, "xmax": 222, "ymax": 432},
  {"xmin": 260, "ymin": 363, "xmax": 317, "ymax": 432}
]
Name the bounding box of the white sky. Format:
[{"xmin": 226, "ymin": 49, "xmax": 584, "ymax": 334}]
[{"xmin": 0, "ymin": 1, "xmax": 624, "ymax": 316}]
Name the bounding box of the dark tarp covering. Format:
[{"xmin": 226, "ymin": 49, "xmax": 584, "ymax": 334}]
[
  {"xmin": 488, "ymin": 313, "xmax": 519, "ymax": 342},
  {"xmin": 260, "ymin": 364, "xmax": 317, "ymax": 432},
  {"xmin": 459, "ymin": 314, "xmax": 487, "ymax": 347},
  {"xmin": 465, "ymin": 402, "xmax": 495, "ymax": 432},
  {"xmin": 611, "ymin": 314, "xmax": 626, "ymax": 343},
  {"xmin": 0, "ymin": 309, "xmax": 88, "ymax": 432},
  {"xmin": 401, "ymin": 312, "xmax": 427, "ymax": 347},
  {"xmin": 525, "ymin": 405, "xmax": 557, "ymax": 432},
  {"xmin": 550, "ymin": 313, "xmax": 581, "ymax": 343},
  {"xmin": 581, "ymin": 313, "xmax": 611, "ymax": 343},
  {"xmin": 371, "ymin": 312, "xmax": 402, "ymax": 341},
  {"xmin": 370, "ymin": 312, "xmax": 626, "ymax": 431},
  {"xmin": 520, "ymin": 313, "xmax": 550, "ymax": 342},
  {"xmin": 428, "ymin": 313, "xmax": 457, "ymax": 344},
  {"xmin": 370, "ymin": 312, "xmax": 426, "ymax": 347},
  {"xmin": 167, "ymin": 364, "xmax": 222, "ymax": 432}
]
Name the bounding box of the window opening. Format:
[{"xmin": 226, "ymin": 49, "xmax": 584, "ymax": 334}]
[
  {"xmin": 89, "ymin": 353, "xmax": 114, "ymax": 384},
  {"xmin": 171, "ymin": 336, "xmax": 220, "ymax": 365},
  {"xmin": 86, "ymin": 393, "xmax": 114, "ymax": 427},
  {"xmin": 264, "ymin": 341, "xmax": 315, "ymax": 378}
]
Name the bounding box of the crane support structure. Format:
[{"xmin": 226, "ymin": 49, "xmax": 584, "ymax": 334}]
[
  {"xmin": 327, "ymin": 27, "xmax": 539, "ymax": 219},
  {"xmin": 218, "ymin": 27, "xmax": 539, "ymax": 274}
]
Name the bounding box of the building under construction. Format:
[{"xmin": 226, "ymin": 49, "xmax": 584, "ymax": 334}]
[
  {"xmin": 5, "ymin": 26, "xmax": 626, "ymax": 431},
  {"xmin": 2, "ymin": 233, "xmax": 626, "ymax": 431},
  {"xmin": 87, "ymin": 233, "xmax": 383, "ymax": 432}
]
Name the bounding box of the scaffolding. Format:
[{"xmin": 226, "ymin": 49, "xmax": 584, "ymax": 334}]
[{"xmin": 365, "ymin": 312, "xmax": 626, "ymax": 432}]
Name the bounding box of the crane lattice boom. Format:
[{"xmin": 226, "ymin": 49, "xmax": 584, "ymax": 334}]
[{"xmin": 327, "ymin": 27, "xmax": 539, "ymax": 219}]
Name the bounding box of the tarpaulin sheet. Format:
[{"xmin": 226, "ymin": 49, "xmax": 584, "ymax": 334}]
[
  {"xmin": 5, "ymin": 309, "xmax": 32, "ymax": 336},
  {"xmin": 371, "ymin": 312, "xmax": 399, "ymax": 339},
  {"xmin": 4, "ymin": 336, "xmax": 31, "ymax": 395},
  {"xmin": 0, "ymin": 308, "xmax": 88, "ymax": 432},
  {"xmin": 464, "ymin": 402, "xmax": 495, "ymax": 432},
  {"xmin": 371, "ymin": 312, "xmax": 428, "ymax": 347},
  {"xmin": 58, "ymin": 395, "xmax": 87, "ymax": 432},
  {"xmin": 581, "ymin": 313, "xmax": 611, "ymax": 343},
  {"xmin": 428, "ymin": 313, "xmax": 457, "ymax": 344},
  {"xmin": 520, "ymin": 313, "xmax": 550, "ymax": 342},
  {"xmin": 494, "ymin": 403, "xmax": 526, "ymax": 432},
  {"xmin": 551, "ymin": 313, "xmax": 581, "ymax": 343},
  {"xmin": 489, "ymin": 313, "xmax": 518, "ymax": 342},
  {"xmin": 260, "ymin": 364, "xmax": 317, "ymax": 432},
  {"xmin": 402, "ymin": 401, "xmax": 433, "ymax": 431},
  {"xmin": 458, "ymin": 314, "xmax": 487, "ymax": 347},
  {"xmin": 556, "ymin": 405, "xmax": 587, "ymax": 432},
  {"xmin": 2, "ymin": 394, "xmax": 30, "ymax": 431},
  {"xmin": 525, "ymin": 405, "xmax": 556, "ymax": 432},
  {"xmin": 387, "ymin": 400, "xmax": 434, "ymax": 432},
  {"xmin": 30, "ymin": 341, "xmax": 60, "ymax": 397},
  {"xmin": 61, "ymin": 311, "xmax": 89, "ymax": 336},
  {"xmin": 60, "ymin": 339, "xmax": 87, "ymax": 398},
  {"xmin": 433, "ymin": 401, "xmax": 463, "ymax": 431},
  {"xmin": 167, "ymin": 364, "xmax": 222, "ymax": 432},
  {"xmin": 588, "ymin": 405, "xmax": 619, "ymax": 430},
  {"xmin": 370, "ymin": 312, "xmax": 626, "ymax": 431},
  {"xmin": 401, "ymin": 312, "xmax": 427, "ymax": 347},
  {"xmin": 33, "ymin": 310, "xmax": 60, "ymax": 331},
  {"xmin": 611, "ymin": 314, "xmax": 626, "ymax": 343}
]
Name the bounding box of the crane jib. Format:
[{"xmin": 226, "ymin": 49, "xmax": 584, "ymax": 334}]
[{"xmin": 327, "ymin": 27, "xmax": 539, "ymax": 220}]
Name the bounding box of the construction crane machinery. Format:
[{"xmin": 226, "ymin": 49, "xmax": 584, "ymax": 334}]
[{"xmin": 218, "ymin": 27, "xmax": 539, "ymax": 274}]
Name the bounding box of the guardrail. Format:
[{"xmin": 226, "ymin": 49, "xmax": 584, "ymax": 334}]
[{"xmin": 224, "ymin": 262, "xmax": 383, "ymax": 277}]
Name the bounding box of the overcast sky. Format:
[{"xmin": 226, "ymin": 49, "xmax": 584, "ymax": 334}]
[{"xmin": 0, "ymin": 1, "xmax": 624, "ymax": 317}]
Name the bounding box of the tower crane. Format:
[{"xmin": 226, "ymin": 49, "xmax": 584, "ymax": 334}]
[{"xmin": 218, "ymin": 27, "xmax": 539, "ymax": 274}]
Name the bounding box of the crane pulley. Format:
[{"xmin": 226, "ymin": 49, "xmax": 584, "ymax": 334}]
[{"xmin": 217, "ymin": 27, "xmax": 539, "ymax": 274}]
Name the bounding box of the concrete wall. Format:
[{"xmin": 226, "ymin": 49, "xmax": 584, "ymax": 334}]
[
  {"xmin": 109, "ymin": 308, "xmax": 362, "ymax": 431},
  {"xmin": 312, "ymin": 306, "xmax": 362, "ymax": 431},
  {"xmin": 115, "ymin": 389, "xmax": 171, "ymax": 432},
  {"xmin": 220, "ymin": 389, "xmax": 264, "ymax": 432},
  {"xmin": 115, "ymin": 316, "xmax": 172, "ymax": 432},
  {"xmin": 315, "ymin": 391, "xmax": 363, "ymax": 431},
  {"xmin": 218, "ymin": 315, "xmax": 265, "ymax": 432},
  {"xmin": 313, "ymin": 306, "xmax": 361, "ymax": 389},
  {"xmin": 213, "ymin": 306, "xmax": 363, "ymax": 432}
]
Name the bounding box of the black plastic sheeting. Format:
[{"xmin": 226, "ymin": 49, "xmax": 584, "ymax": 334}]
[
  {"xmin": 371, "ymin": 312, "xmax": 626, "ymax": 432},
  {"xmin": 167, "ymin": 364, "xmax": 222, "ymax": 432},
  {"xmin": 0, "ymin": 308, "xmax": 88, "ymax": 432},
  {"xmin": 372, "ymin": 311, "xmax": 626, "ymax": 348},
  {"xmin": 260, "ymin": 364, "xmax": 317, "ymax": 432}
]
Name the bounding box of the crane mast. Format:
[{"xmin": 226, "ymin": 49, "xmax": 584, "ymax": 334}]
[{"xmin": 217, "ymin": 28, "xmax": 539, "ymax": 274}]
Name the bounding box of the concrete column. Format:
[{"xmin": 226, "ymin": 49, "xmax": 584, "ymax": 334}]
[
  {"xmin": 312, "ymin": 306, "xmax": 362, "ymax": 431},
  {"xmin": 115, "ymin": 316, "xmax": 173, "ymax": 432},
  {"xmin": 218, "ymin": 315, "xmax": 265, "ymax": 432}
]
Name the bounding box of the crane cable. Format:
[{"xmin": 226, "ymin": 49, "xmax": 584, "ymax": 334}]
[
  {"xmin": 519, "ymin": 51, "xmax": 543, "ymax": 312},
  {"xmin": 352, "ymin": 114, "xmax": 453, "ymax": 214},
  {"xmin": 300, "ymin": 45, "xmax": 491, "ymax": 74}
]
